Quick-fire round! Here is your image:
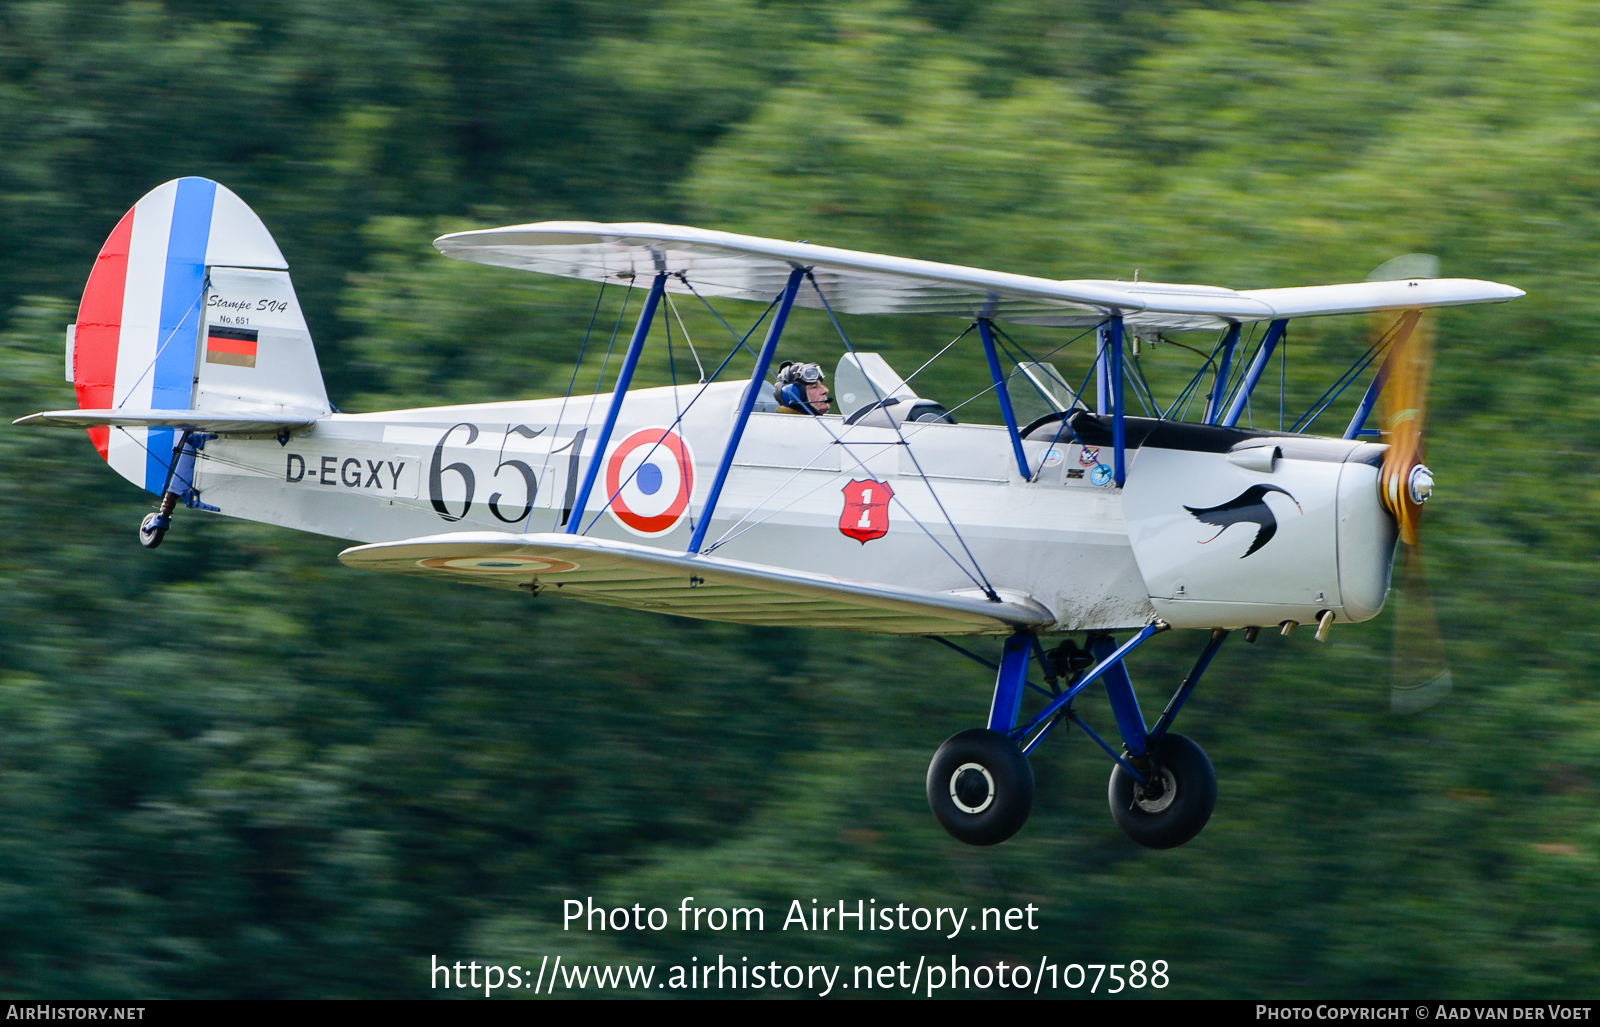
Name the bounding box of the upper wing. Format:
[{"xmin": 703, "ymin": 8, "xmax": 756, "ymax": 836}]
[
  {"xmin": 14, "ymin": 408, "xmax": 320, "ymax": 434},
  {"xmin": 338, "ymin": 531, "xmax": 1056, "ymax": 636},
  {"xmin": 435, "ymin": 221, "xmax": 1523, "ymax": 330}
]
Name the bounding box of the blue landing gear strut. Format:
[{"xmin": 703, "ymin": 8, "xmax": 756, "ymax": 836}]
[
  {"xmin": 139, "ymin": 430, "xmax": 219, "ymax": 549},
  {"xmin": 927, "ymin": 625, "xmax": 1229, "ymax": 848}
]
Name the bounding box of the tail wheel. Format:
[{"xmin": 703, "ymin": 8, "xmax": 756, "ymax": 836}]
[
  {"xmin": 1108, "ymin": 732, "xmax": 1216, "ymax": 849},
  {"xmin": 138, "ymin": 512, "xmax": 168, "ymax": 549},
  {"xmin": 927, "ymin": 728, "xmax": 1034, "ymax": 846}
]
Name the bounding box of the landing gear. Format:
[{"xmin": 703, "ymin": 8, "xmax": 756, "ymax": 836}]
[
  {"xmin": 926, "ymin": 729, "xmax": 1034, "ymax": 846},
  {"xmin": 138, "ymin": 510, "xmax": 170, "ymax": 549},
  {"xmin": 1108, "ymin": 732, "xmax": 1216, "ymax": 849},
  {"xmin": 136, "ymin": 429, "xmax": 218, "ymax": 550},
  {"xmin": 926, "ymin": 626, "xmax": 1229, "ymax": 850}
]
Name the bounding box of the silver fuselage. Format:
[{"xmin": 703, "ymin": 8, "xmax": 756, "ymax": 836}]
[{"xmin": 190, "ymin": 382, "xmax": 1395, "ymax": 633}]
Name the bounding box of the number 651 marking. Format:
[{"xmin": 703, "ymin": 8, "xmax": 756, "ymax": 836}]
[{"xmin": 429, "ymin": 423, "xmax": 543, "ymax": 523}]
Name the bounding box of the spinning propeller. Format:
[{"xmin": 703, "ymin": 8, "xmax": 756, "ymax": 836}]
[{"xmin": 1368, "ymin": 255, "xmax": 1452, "ymax": 714}]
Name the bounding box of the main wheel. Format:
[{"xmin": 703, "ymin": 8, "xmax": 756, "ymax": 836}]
[
  {"xmin": 1108, "ymin": 732, "xmax": 1216, "ymax": 849},
  {"xmin": 927, "ymin": 728, "xmax": 1034, "ymax": 846},
  {"xmin": 138, "ymin": 513, "xmax": 168, "ymax": 550}
]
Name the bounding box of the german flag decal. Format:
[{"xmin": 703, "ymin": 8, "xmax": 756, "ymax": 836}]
[{"xmin": 206, "ymin": 325, "xmax": 258, "ymax": 367}]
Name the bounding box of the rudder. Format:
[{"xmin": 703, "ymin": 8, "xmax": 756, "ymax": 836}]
[{"xmin": 69, "ymin": 177, "xmax": 330, "ymax": 494}]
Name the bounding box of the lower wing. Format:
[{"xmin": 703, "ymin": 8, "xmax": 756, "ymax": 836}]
[{"xmin": 338, "ymin": 531, "xmax": 1055, "ymax": 636}]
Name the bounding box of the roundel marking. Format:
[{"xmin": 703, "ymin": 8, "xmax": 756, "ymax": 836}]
[
  {"xmin": 604, "ymin": 427, "xmax": 695, "ymax": 536},
  {"xmin": 419, "ymin": 555, "xmax": 578, "ymax": 574}
]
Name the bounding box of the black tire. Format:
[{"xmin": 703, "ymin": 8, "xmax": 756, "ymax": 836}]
[
  {"xmin": 138, "ymin": 513, "xmax": 167, "ymax": 550},
  {"xmin": 927, "ymin": 728, "xmax": 1034, "ymax": 846},
  {"xmin": 1108, "ymin": 732, "xmax": 1216, "ymax": 849}
]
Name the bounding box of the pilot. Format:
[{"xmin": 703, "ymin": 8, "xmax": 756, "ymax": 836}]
[{"xmin": 773, "ymin": 360, "xmax": 831, "ymax": 415}]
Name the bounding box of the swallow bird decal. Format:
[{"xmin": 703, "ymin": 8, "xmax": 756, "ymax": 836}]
[{"xmin": 1184, "ymin": 484, "xmax": 1302, "ymax": 558}]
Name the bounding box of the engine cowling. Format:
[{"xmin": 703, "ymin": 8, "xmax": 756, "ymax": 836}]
[{"xmin": 1116, "ymin": 419, "xmax": 1397, "ymax": 629}]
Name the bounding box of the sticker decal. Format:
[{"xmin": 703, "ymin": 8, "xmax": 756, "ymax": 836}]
[
  {"xmin": 1090, "ymin": 464, "xmax": 1114, "ymax": 488},
  {"xmin": 1042, "ymin": 448, "xmax": 1063, "ymax": 468},
  {"xmin": 1078, "ymin": 446, "xmax": 1101, "ymax": 467},
  {"xmin": 604, "ymin": 427, "xmax": 695, "ymax": 536},
  {"xmin": 1184, "ymin": 484, "xmax": 1302, "ymax": 558},
  {"xmin": 205, "ymin": 325, "xmax": 258, "ymax": 367},
  {"xmin": 840, "ymin": 478, "xmax": 894, "ymax": 544}
]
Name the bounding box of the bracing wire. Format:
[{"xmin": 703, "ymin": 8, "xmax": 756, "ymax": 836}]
[
  {"xmin": 697, "ymin": 309, "xmax": 999, "ymax": 597},
  {"xmin": 1124, "ymin": 353, "xmax": 1158, "ymax": 417},
  {"xmin": 888, "ymin": 323, "xmax": 977, "ymax": 396},
  {"xmin": 704, "ymin": 327, "xmax": 982, "ymax": 551},
  {"xmin": 577, "ymin": 289, "xmax": 783, "ymax": 537},
  {"xmin": 925, "ymin": 635, "xmax": 999, "ymax": 672},
  {"xmin": 563, "ymin": 281, "xmax": 634, "ymax": 522},
  {"xmin": 679, "ymin": 274, "xmax": 764, "ymax": 360},
  {"xmin": 1161, "ymin": 330, "xmax": 1227, "ymax": 421},
  {"xmin": 1289, "ymin": 313, "xmax": 1407, "ymax": 434},
  {"xmin": 663, "ymin": 288, "xmax": 683, "ymax": 428},
  {"xmin": 702, "ymin": 396, "xmax": 1000, "ymax": 597},
  {"xmin": 936, "ymin": 322, "xmax": 1098, "ymax": 422},
  {"xmin": 664, "ymin": 293, "xmax": 676, "ymax": 388},
  {"xmin": 702, "ymin": 452, "xmax": 850, "ymax": 553},
  {"xmin": 1136, "ymin": 354, "xmax": 1161, "ymax": 415},
  {"xmin": 109, "ymin": 425, "xmax": 173, "ymax": 478},
  {"xmin": 534, "ymin": 280, "xmax": 608, "ymax": 531},
  {"xmin": 664, "ymin": 291, "xmax": 707, "ymax": 383},
  {"xmin": 1217, "ymin": 321, "xmax": 1263, "ymax": 420},
  {"xmin": 112, "ymin": 284, "xmax": 208, "ymax": 410},
  {"xmin": 707, "ymin": 408, "xmax": 999, "ymax": 599},
  {"xmin": 987, "ymin": 321, "xmax": 1109, "ymax": 430},
  {"xmin": 803, "ymin": 272, "xmax": 1000, "ymax": 601},
  {"xmin": 872, "ymin": 322, "xmax": 981, "ymax": 446},
  {"xmin": 1023, "ymin": 343, "xmax": 1109, "ymax": 481},
  {"xmin": 590, "ymin": 284, "xmax": 633, "ymax": 407},
  {"xmin": 1280, "ymin": 331, "xmax": 1287, "ymax": 431},
  {"xmin": 995, "ymin": 320, "xmax": 1224, "ymax": 428}
]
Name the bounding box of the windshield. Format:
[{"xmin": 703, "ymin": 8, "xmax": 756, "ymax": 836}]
[
  {"xmin": 834, "ymin": 353, "xmax": 915, "ymax": 419},
  {"xmin": 1006, "ymin": 361, "xmax": 1081, "ymax": 427}
]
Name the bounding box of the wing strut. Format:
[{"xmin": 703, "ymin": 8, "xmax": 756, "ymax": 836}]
[
  {"xmin": 1109, "ymin": 314, "xmax": 1126, "ymax": 487},
  {"xmin": 977, "ymin": 319, "xmax": 1032, "ymax": 481},
  {"xmin": 571, "ymin": 281, "xmax": 785, "ymax": 539},
  {"xmin": 1342, "ymin": 313, "xmax": 1417, "ymax": 439},
  {"xmin": 1203, "ymin": 323, "xmax": 1242, "ymax": 425},
  {"xmin": 688, "ymin": 267, "xmax": 805, "ymax": 553},
  {"xmin": 566, "ymin": 272, "xmax": 666, "ymax": 532},
  {"xmin": 805, "ymin": 272, "xmax": 1002, "ymax": 603},
  {"xmin": 1220, "ymin": 318, "xmax": 1288, "ymax": 427},
  {"xmin": 1089, "ymin": 316, "xmax": 1129, "ymax": 485}
]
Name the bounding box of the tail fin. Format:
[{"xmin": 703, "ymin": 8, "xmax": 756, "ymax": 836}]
[{"xmin": 70, "ymin": 177, "xmax": 330, "ymax": 494}]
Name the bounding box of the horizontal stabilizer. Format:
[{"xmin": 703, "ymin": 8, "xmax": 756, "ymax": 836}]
[
  {"xmin": 15, "ymin": 408, "xmax": 319, "ymax": 434},
  {"xmin": 436, "ymin": 221, "xmax": 1523, "ymax": 330},
  {"xmin": 339, "ymin": 531, "xmax": 1056, "ymax": 636}
]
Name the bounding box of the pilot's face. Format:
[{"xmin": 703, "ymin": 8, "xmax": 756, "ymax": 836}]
[{"xmin": 805, "ymin": 380, "xmax": 831, "ymax": 414}]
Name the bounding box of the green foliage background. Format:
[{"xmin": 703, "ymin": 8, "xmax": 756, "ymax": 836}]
[{"xmin": 1, "ymin": 0, "xmax": 1596, "ymax": 998}]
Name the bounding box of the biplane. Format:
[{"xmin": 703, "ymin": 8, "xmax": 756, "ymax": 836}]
[{"xmin": 16, "ymin": 178, "xmax": 1523, "ymax": 848}]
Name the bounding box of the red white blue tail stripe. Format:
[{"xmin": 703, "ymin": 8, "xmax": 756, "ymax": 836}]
[{"xmin": 72, "ymin": 177, "xmax": 286, "ymax": 493}]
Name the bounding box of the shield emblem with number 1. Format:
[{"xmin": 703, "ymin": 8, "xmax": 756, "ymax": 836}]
[{"xmin": 840, "ymin": 479, "xmax": 894, "ymax": 544}]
